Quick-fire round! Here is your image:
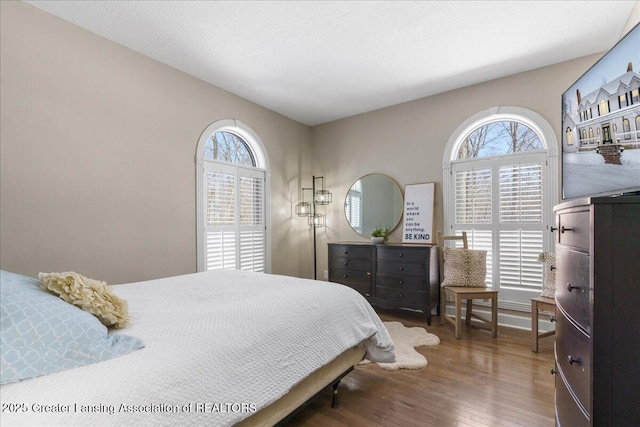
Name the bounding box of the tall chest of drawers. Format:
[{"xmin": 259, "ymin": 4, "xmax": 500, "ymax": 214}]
[
  {"xmin": 328, "ymin": 242, "xmax": 439, "ymax": 325},
  {"xmin": 553, "ymin": 196, "xmax": 640, "ymax": 427}
]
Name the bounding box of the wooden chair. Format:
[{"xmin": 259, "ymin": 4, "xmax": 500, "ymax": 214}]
[
  {"xmin": 438, "ymin": 231, "xmax": 498, "ymax": 339},
  {"xmin": 531, "ymin": 296, "xmax": 556, "ymax": 352}
]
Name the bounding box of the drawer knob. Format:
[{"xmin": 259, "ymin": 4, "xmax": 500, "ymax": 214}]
[
  {"xmin": 550, "ymin": 368, "xmax": 557, "ymax": 375},
  {"xmin": 566, "ymin": 283, "xmax": 580, "ymax": 292},
  {"xmin": 365, "ymin": 293, "xmax": 371, "ymax": 297},
  {"xmin": 550, "ymin": 226, "xmax": 558, "ymax": 232},
  {"xmin": 366, "ymin": 272, "xmax": 371, "ymax": 276},
  {"xmin": 549, "ymin": 265, "xmax": 556, "ymax": 271},
  {"xmin": 567, "ymin": 355, "xmax": 581, "ymax": 365},
  {"xmin": 399, "ymin": 293, "xmax": 404, "ymax": 298},
  {"xmin": 399, "ymin": 267, "xmax": 404, "ymax": 271},
  {"xmin": 550, "ymin": 316, "xmax": 556, "ymax": 323},
  {"xmin": 343, "ymin": 261, "xmax": 348, "ymax": 266},
  {"xmin": 399, "ymin": 280, "xmax": 404, "ymax": 285},
  {"xmin": 343, "ymin": 274, "xmax": 349, "ymax": 278},
  {"xmin": 560, "ymin": 226, "xmax": 573, "ymax": 233}
]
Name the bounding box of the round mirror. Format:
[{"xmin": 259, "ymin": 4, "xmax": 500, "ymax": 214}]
[{"xmin": 344, "ymin": 174, "xmax": 404, "ymax": 237}]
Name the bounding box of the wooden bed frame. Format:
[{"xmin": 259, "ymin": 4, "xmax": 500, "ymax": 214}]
[{"xmin": 237, "ymin": 345, "xmax": 367, "ymax": 426}]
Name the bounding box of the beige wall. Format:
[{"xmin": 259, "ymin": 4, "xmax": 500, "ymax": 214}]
[
  {"xmin": 310, "ymin": 55, "xmax": 603, "ymax": 278},
  {"xmin": 2, "ymin": 1, "xmax": 637, "ymax": 287},
  {"xmin": 311, "ymin": 5, "xmax": 640, "ymax": 280},
  {"xmin": 0, "ymin": 2, "xmax": 312, "ymax": 284}
]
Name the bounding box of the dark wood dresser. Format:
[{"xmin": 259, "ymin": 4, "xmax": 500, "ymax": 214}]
[
  {"xmin": 328, "ymin": 242, "xmax": 439, "ymax": 325},
  {"xmin": 553, "ymin": 195, "xmax": 640, "ymax": 427}
]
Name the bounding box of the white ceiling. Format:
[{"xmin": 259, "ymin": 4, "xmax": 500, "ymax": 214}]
[{"xmin": 23, "ymin": 1, "xmax": 637, "ymax": 126}]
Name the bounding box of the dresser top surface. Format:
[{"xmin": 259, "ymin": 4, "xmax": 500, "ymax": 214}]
[
  {"xmin": 329, "ymin": 242, "xmax": 436, "ymax": 248},
  {"xmin": 555, "ymin": 194, "xmax": 640, "ymax": 211}
]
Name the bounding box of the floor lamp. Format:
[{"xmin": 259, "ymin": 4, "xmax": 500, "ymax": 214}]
[{"xmin": 296, "ymin": 176, "xmax": 332, "ymax": 279}]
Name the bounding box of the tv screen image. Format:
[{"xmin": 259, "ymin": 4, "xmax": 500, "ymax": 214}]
[{"xmin": 561, "ymin": 23, "xmax": 640, "ymax": 200}]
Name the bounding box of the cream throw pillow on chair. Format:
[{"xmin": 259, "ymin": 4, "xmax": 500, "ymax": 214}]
[
  {"xmin": 538, "ymin": 252, "xmax": 556, "ymax": 298},
  {"xmin": 442, "ymin": 247, "xmax": 487, "ymax": 287}
]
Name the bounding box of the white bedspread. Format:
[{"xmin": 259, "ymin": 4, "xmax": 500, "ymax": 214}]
[{"xmin": 0, "ymin": 270, "xmax": 394, "ymax": 426}]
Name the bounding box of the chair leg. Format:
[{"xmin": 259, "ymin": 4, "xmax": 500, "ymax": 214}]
[
  {"xmin": 531, "ymin": 300, "xmax": 538, "ymax": 352},
  {"xmin": 440, "ymin": 288, "xmax": 446, "ymax": 325},
  {"xmin": 454, "ymin": 295, "xmax": 462, "ymax": 339},
  {"xmin": 491, "ymin": 295, "xmax": 498, "ymax": 338},
  {"xmin": 466, "ymin": 299, "xmax": 473, "ymax": 326}
]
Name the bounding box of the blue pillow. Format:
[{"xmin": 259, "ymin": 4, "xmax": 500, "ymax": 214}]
[{"xmin": 0, "ymin": 270, "xmax": 144, "ymax": 384}]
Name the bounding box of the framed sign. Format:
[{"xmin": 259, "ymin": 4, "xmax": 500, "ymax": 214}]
[{"xmin": 402, "ymin": 182, "xmax": 435, "ymax": 244}]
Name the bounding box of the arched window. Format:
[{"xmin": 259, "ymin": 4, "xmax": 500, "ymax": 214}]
[
  {"xmin": 636, "ymin": 116, "xmax": 640, "ymax": 137},
  {"xmin": 623, "ymin": 118, "xmax": 631, "ymax": 140},
  {"xmin": 203, "ymin": 131, "xmax": 255, "ymax": 165},
  {"xmin": 196, "ymin": 120, "xmax": 270, "ymax": 273},
  {"xmin": 443, "ymin": 107, "xmax": 558, "ymax": 311},
  {"xmin": 565, "ymin": 127, "xmax": 573, "ymax": 146}
]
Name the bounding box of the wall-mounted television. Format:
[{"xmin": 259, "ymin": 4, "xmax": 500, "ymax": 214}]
[{"xmin": 561, "ymin": 22, "xmax": 640, "ymax": 200}]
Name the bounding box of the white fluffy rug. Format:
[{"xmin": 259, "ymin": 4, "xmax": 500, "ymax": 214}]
[{"xmin": 361, "ymin": 321, "xmax": 440, "ymax": 371}]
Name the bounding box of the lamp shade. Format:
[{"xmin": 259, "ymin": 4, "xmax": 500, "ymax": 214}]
[
  {"xmin": 315, "ymin": 190, "xmax": 332, "ymax": 205},
  {"xmin": 308, "ymin": 213, "xmax": 326, "ymax": 228},
  {"xmin": 295, "ymin": 201, "xmax": 311, "ymax": 216}
]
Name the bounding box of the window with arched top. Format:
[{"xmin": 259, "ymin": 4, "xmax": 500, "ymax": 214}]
[
  {"xmin": 565, "ymin": 127, "xmax": 573, "ymax": 146},
  {"xmin": 623, "ymin": 118, "xmax": 631, "ymax": 139},
  {"xmin": 443, "ymin": 107, "xmax": 558, "ymax": 311},
  {"xmin": 636, "ymin": 116, "xmax": 640, "ymax": 137},
  {"xmin": 196, "ymin": 120, "xmax": 270, "ymax": 273},
  {"xmin": 203, "ymin": 131, "xmax": 256, "ymax": 165}
]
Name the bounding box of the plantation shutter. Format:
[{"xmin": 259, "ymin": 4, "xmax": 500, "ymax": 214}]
[
  {"xmin": 452, "ymin": 153, "xmax": 546, "ymax": 304},
  {"xmin": 498, "ymin": 162, "xmax": 543, "ymax": 293},
  {"xmin": 454, "ymin": 166, "xmax": 494, "ymax": 286},
  {"xmin": 238, "ymin": 171, "xmax": 265, "ymax": 272},
  {"xmin": 204, "ymin": 162, "xmax": 265, "ymax": 272}
]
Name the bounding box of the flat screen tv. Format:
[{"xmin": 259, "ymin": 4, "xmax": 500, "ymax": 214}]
[{"xmin": 561, "ymin": 22, "xmax": 640, "ymax": 200}]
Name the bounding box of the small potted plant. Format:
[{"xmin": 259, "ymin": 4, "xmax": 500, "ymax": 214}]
[{"xmin": 370, "ymin": 225, "xmax": 390, "ymax": 244}]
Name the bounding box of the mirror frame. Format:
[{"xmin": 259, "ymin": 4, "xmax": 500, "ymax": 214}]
[{"xmin": 344, "ymin": 173, "xmax": 404, "ymax": 238}]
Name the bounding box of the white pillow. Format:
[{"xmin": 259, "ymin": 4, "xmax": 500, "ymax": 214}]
[{"xmin": 442, "ymin": 247, "xmax": 487, "ymax": 287}]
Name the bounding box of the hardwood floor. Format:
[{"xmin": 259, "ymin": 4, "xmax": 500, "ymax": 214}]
[{"xmin": 286, "ymin": 308, "xmax": 556, "ymax": 427}]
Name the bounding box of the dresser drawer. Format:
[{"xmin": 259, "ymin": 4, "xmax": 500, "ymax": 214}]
[
  {"xmin": 376, "ymin": 274, "xmax": 426, "ymax": 291},
  {"xmin": 329, "ymin": 243, "xmax": 438, "ymax": 326},
  {"xmin": 376, "ymin": 246, "xmax": 427, "ymax": 263},
  {"xmin": 556, "ymin": 312, "xmax": 591, "ymax": 414},
  {"xmin": 557, "ymin": 210, "xmax": 590, "ymax": 250},
  {"xmin": 329, "ymin": 268, "xmax": 371, "ymax": 296},
  {"xmin": 375, "ymin": 286, "xmax": 426, "ymax": 305},
  {"xmin": 555, "ymin": 365, "xmax": 590, "ymax": 427},
  {"xmin": 330, "ymin": 244, "xmax": 371, "ymax": 259},
  {"xmin": 331, "ymin": 256, "xmax": 371, "ymax": 272},
  {"xmin": 377, "ymin": 260, "xmax": 427, "ymax": 276},
  {"xmin": 556, "ymin": 246, "xmax": 591, "ymax": 332}
]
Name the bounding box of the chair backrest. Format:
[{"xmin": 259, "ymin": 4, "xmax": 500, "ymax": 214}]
[{"xmin": 437, "ymin": 231, "xmax": 468, "ymax": 284}]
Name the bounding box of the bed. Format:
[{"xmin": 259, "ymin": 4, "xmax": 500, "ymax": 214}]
[{"xmin": 0, "ymin": 269, "xmax": 394, "ymax": 426}]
